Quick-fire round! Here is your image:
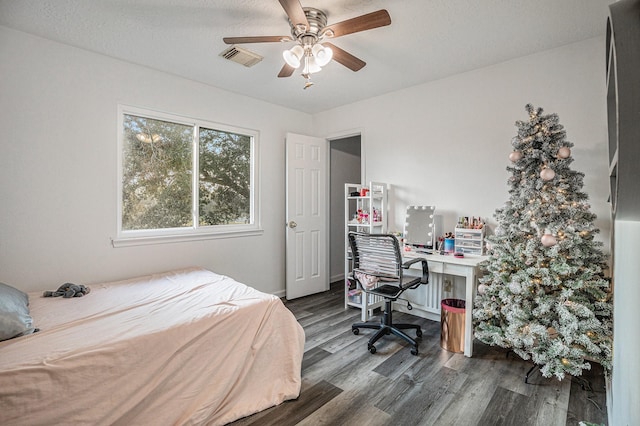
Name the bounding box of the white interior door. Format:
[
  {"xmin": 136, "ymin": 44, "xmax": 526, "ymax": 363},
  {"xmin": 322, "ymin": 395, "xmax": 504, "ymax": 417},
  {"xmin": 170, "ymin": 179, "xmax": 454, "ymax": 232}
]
[{"xmin": 285, "ymin": 133, "xmax": 329, "ymax": 299}]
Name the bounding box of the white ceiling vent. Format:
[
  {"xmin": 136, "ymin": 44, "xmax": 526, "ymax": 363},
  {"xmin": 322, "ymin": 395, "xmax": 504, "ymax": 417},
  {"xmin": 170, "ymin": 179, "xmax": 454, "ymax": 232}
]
[{"xmin": 220, "ymin": 46, "xmax": 263, "ymax": 67}]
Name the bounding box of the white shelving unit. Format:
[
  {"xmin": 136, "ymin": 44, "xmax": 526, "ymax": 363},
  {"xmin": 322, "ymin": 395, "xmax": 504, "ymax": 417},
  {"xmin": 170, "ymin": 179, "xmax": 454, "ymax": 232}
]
[
  {"xmin": 344, "ymin": 182, "xmax": 387, "ymax": 321},
  {"xmin": 454, "ymin": 227, "xmax": 485, "ymax": 255}
]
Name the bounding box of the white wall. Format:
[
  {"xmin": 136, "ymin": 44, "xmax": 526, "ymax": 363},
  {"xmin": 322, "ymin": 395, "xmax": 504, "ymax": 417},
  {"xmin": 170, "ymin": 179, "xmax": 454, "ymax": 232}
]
[
  {"xmin": 2, "ymin": 24, "xmax": 629, "ymax": 420},
  {"xmin": 611, "ymin": 224, "xmax": 640, "ymax": 424},
  {"xmin": 313, "ymin": 37, "xmax": 611, "ymax": 250},
  {"xmin": 0, "ymin": 28, "xmax": 612, "ymax": 294},
  {"xmin": 0, "ymin": 26, "xmax": 312, "ymax": 295}
]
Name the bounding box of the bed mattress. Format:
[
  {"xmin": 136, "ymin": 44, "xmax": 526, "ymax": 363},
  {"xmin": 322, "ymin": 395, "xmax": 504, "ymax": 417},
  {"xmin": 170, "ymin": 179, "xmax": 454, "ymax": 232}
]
[{"xmin": 0, "ymin": 267, "xmax": 304, "ymax": 425}]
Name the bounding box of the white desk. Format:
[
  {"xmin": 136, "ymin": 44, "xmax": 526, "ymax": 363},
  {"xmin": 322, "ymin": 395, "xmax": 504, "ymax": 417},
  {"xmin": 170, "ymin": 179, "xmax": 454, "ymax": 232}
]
[{"xmin": 401, "ymin": 251, "xmax": 488, "ymax": 357}]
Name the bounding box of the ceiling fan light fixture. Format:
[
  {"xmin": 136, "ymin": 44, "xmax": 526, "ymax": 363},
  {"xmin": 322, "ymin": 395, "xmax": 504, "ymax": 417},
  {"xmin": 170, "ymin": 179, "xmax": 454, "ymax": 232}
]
[
  {"xmin": 283, "ymin": 44, "xmax": 304, "ymax": 68},
  {"xmin": 302, "ymin": 54, "xmax": 322, "ymax": 75},
  {"xmin": 223, "ymin": 2, "xmax": 391, "ymax": 86},
  {"xmin": 312, "ymin": 43, "xmax": 333, "ymax": 66}
]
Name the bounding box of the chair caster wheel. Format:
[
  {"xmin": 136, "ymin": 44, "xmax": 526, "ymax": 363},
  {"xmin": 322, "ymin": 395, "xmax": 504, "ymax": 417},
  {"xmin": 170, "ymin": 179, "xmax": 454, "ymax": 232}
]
[
  {"xmin": 368, "ymin": 345, "xmax": 377, "ymax": 354},
  {"xmin": 352, "ymin": 328, "xmax": 359, "ymax": 335},
  {"xmin": 411, "ymin": 348, "xmax": 419, "ymax": 356},
  {"xmin": 416, "ymin": 329, "xmax": 422, "ymax": 338}
]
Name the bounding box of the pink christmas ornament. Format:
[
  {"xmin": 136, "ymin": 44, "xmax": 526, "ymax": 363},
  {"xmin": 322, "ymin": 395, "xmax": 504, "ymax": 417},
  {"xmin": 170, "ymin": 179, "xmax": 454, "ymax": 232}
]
[
  {"xmin": 557, "ymin": 147, "xmax": 571, "ymax": 159},
  {"xmin": 540, "ymin": 168, "xmax": 556, "ymax": 181},
  {"xmin": 541, "ymin": 233, "xmax": 557, "ymax": 247},
  {"xmin": 509, "ymin": 151, "xmax": 523, "ymax": 162}
]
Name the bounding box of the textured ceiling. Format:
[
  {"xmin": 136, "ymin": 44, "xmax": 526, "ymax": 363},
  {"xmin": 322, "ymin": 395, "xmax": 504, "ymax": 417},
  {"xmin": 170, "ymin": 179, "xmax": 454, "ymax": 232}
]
[{"xmin": 0, "ymin": 0, "xmax": 612, "ymax": 114}]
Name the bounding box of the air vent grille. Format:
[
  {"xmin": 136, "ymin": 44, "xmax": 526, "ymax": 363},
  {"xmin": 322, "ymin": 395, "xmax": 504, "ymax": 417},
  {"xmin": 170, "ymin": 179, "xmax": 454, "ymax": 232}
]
[{"xmin": 220, "ymin": 46, "xmax": 263, "ymax": 67}]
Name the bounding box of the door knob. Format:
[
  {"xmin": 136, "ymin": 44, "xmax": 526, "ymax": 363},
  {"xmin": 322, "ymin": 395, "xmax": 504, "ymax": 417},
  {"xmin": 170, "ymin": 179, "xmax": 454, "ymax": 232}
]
[{"xmin": 288, "ymin": 221, "xmax": 297, "ymax": 229}]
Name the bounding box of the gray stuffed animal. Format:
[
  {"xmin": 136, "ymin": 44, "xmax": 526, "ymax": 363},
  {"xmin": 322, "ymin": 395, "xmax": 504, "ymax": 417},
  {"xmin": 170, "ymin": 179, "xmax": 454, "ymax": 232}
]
[{"xmin": 43, "ymin": 283, "xmax": 91, "ymax": 298}]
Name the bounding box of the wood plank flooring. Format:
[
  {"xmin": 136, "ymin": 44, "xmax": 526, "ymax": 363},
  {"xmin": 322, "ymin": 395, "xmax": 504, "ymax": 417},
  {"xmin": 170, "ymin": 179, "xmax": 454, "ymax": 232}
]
[{"xmin": 231, "ymin": 282, "xmax": 608, "ymax": 426}]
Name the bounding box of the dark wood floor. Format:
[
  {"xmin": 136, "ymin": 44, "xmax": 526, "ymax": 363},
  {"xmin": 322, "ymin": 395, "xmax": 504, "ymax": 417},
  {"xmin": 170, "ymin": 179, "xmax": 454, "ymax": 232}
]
[{"xmin": 232, "ymin": 282, "xmax": 608, "ymax": 426}]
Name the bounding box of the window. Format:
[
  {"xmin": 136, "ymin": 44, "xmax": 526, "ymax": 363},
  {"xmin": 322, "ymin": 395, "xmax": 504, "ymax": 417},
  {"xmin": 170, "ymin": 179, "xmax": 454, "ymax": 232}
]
[{"xmin": 115, "ymin": 106, "xmax": 260, "ymax": 246}]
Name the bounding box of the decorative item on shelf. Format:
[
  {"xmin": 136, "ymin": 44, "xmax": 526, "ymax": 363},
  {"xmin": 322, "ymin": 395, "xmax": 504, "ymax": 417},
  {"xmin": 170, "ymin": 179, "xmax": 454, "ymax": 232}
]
[
  {"xmin": 371, "ymin": 207, "xmax": 378, "ymax": 223},
  {"xmin": 359, "ymin": 187, "xmax": 369, "ymax": 197},
  {"xmin": 347, "ymin": 288, "xmax": 362, "ymax": 304},
  {"xmin": 356, "ymin": 208, "xmax": 370, "ymax": 224},
  {"xmin": 456, "ymin": 216, "xmax": 485, "ymax": 229}
]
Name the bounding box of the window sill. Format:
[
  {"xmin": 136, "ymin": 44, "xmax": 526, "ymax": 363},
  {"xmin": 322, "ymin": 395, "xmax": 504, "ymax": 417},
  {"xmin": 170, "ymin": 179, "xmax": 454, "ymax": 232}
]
[{"xmin": 111, "ymin": 228, "xmax": 264, "ymax": 248}]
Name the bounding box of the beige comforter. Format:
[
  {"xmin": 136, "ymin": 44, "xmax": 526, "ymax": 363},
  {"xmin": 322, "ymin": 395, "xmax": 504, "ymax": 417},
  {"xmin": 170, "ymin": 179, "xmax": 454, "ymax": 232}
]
[{"xmin": 0, "ymin": 267, "xmax": 304, "ymax": 425}]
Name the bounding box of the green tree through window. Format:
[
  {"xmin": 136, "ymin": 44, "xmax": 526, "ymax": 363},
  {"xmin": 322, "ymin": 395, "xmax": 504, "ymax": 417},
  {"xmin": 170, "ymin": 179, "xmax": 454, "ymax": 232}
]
[
  {"xmin": 199, "ymin": 128, "xmax": 251, "ymax": 226},
  {"xmin": 122, "ymin": 115, "xmax": 193, "ymax": 230},
  {"xmin": 120, "ymin": 109, "xmax": 255, "ymax": 238}
]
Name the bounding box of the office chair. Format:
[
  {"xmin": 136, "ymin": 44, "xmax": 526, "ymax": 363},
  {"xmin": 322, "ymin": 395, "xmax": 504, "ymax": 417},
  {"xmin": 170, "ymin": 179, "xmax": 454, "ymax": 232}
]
[{"xmin": 348, "ymin": 231, "xmax": 429, "ymax": 355}]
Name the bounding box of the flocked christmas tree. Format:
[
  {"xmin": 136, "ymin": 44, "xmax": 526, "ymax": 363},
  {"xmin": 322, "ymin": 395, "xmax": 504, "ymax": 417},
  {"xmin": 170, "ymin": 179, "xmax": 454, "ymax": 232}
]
[{"xmin": 473, "ymin": 104, "xmax": 613, "ymax": 380}]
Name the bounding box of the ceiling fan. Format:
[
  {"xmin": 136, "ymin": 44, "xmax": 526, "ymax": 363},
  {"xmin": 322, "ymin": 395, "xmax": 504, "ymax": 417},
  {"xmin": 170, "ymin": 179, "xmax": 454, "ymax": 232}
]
[{"xmin": 223, "ymin": 0, "xmax": 391, "ymax": 89}]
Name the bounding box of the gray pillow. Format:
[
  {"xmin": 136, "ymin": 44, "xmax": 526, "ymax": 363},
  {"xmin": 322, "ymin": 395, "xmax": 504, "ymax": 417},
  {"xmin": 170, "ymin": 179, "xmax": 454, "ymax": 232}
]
[{"xmin": 0, "ymin": 282, "xmax": 36, "ymax": 342}]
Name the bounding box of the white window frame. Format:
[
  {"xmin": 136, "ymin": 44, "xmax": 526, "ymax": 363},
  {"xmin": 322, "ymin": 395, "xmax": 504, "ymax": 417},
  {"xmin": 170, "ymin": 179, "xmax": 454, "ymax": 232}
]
[{"xmin": 113, "ymin": 105, "xmax": 261, "ymax": 247}]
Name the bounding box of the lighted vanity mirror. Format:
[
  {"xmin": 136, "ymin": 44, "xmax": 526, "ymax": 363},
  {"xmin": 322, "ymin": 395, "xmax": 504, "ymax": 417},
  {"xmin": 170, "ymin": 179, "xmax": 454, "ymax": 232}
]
[{"xmin": 403, "ymin": 205, "xmax": 436, "ymax": 252}]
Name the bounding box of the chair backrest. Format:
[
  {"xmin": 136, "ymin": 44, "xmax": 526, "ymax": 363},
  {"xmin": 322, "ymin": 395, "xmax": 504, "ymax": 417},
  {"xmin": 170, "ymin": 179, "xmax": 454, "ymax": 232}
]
[{"xmin": 348, "ymin": 232, "xmax": 403, "ymax": 281}]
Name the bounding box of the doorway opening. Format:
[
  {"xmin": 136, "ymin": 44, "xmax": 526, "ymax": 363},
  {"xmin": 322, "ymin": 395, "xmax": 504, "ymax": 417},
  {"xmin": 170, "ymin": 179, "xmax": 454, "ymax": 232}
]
[{"xmin": 329, "ymin": 135, "xmax": 361, "ymax": 283}]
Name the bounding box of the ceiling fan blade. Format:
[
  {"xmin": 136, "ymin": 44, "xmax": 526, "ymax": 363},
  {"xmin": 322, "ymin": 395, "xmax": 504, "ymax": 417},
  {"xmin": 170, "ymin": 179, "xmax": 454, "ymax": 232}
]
[
  {"xmin": 223, "ymin": 36, "xmax": 292, "ymax": 44},
  {"xmin": 323, "ymin": 42, "xmax": 366, "ymax": 71},
  {"xmin": 322, "ymin": 10, "xmax": 391, "ymax": 38},
  {"xmin": 278, "ymin": 63, "xmax": 296, "ymax": 78},
  {"xmin": 279, "ymin": 0, "xmax": 309, "ymax": 30}
]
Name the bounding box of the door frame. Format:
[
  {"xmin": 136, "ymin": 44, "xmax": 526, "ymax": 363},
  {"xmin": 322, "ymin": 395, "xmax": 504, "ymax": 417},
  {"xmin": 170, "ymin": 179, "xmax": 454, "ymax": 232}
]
[
  {"xmin": 328, "ymin": 130, "xmax": 364, "ymax": 284},
  {"xmin": 327, "ymin": 129, "xmax": 364, "ymax": 284}
]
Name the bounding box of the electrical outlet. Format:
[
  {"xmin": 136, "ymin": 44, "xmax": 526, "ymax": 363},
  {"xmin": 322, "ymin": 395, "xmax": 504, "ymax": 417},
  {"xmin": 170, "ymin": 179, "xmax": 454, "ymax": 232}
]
[{"xmin": 444, "ymin": 279, "xmax": 452, "ymax": 292}]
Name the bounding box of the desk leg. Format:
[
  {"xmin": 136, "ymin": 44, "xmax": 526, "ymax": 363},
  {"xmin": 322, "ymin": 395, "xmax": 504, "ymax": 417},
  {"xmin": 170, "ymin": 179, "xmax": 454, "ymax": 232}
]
[{"xmin": 464, "ymin": 268, "xmax": 476, "ymax": 357}]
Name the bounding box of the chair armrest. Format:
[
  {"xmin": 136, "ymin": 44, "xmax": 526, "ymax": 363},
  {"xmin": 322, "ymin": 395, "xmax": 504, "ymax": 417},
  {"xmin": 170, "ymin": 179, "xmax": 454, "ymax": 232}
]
[{"xmin": 402, "ymin": 258, "xmax": 429, "ymax": 284}]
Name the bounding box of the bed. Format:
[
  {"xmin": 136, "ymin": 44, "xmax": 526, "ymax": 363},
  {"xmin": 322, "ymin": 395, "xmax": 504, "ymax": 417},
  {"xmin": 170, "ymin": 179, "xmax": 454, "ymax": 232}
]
[{"xmin": 0, "ymin": 267, "xmax": 305, "ymax": 425}]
